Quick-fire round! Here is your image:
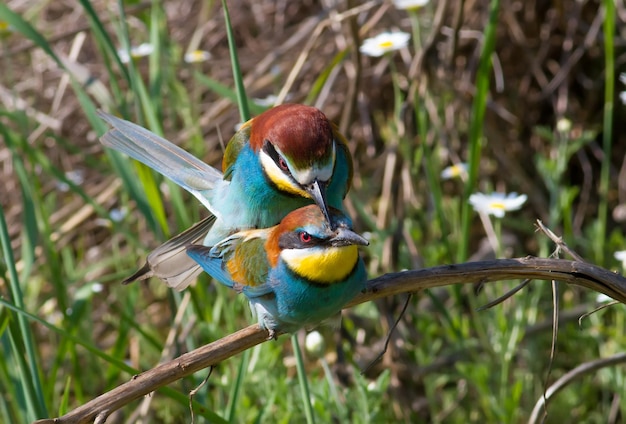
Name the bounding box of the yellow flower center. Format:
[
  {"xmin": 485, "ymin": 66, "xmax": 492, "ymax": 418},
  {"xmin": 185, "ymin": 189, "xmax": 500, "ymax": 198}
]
[
  {"xmin": 449, "ymin": 165, "xmax": 462, "ymax": 177},
  {"xmin": 378, "ymin": 40, "xmax": 394, "ymax": 49},
  {"xmin": 185, "ymin": 50, "xmax": 210, "ymax": 63},
  {"xmin": 490, "ymin": 202, "xmax": 506, "ymax": 210}
]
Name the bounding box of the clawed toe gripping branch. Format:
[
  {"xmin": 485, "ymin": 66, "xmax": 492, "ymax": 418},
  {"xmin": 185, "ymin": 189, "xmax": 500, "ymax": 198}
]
[{"xmin": 34, "ymin": 221, "xmax": 626, "ymax": 424}]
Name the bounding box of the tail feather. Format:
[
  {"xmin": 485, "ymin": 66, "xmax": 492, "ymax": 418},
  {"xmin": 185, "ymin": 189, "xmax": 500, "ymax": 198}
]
[{"xmin": 124, "ymin": 215, "xmax": 216, "ymax": 291}]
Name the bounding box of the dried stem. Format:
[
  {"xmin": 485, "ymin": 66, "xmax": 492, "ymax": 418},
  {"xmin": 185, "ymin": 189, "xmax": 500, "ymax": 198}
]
[
  {"xmin": 527, "ymin": 353, "xmax": 626, "ymax": 424},
  {"xmin": 34, "ymin": 255, "xmax": 626, "ymax": 424}
]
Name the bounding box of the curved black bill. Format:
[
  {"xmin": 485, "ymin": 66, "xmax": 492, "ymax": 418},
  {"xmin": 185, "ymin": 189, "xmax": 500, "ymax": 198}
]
[
  {"xmin": 331, "ymin": 227, "xmax": 369, "ymax": 247},
  {"xmin": 307, "ymin": 179, "xmax": 333, "ymax": 228}
]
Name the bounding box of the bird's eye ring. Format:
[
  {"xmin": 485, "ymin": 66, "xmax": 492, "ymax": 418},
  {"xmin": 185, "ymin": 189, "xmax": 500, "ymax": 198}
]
[
  {"xmin": 299, "ymin": 232, "xmax": 312, "ymax": 243},
  {"xmin": 278, "ymin": 156, "xmax": 289, "ymax": 171}
]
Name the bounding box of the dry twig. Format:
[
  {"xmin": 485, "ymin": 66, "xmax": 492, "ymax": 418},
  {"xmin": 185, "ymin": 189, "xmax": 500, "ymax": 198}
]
[
  {"xmin": 34, "ymin": 256, "xmax": 626, "ymax": 424},
  {"xmin": 528, "ymin": 353, "xmax": 626, "ymax": 424}
]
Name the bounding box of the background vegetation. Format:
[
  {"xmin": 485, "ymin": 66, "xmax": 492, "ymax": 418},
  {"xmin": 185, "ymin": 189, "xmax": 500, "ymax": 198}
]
[{"xmin": 1, "ymin": 0, "xmax": 625, "ymax": 422}]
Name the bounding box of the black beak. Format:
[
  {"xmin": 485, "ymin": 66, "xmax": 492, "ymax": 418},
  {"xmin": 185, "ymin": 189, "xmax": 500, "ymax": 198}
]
[
  {"xmin": 331, "ymin": 227, "xmax": 369, "ymax": 247},
  {"xmin": 306, "ymin": 179, "xmax": 333, "ymax": 228}
]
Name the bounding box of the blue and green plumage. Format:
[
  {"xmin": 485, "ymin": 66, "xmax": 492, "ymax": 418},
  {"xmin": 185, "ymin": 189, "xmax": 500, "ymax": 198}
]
[
  {"xmin": 209, "ymin": 141, "xmax": 351, "ymax": 237},
  {"xmin": 186, "ymin": 205, "xmax": 367, "ymax": 335},
  {"xmin": 98, "ymin": 104, "xmax": 354, "ymax": 290}
]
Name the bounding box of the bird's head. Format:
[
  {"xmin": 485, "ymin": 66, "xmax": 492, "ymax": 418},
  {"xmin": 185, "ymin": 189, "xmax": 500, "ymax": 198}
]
[
  {"xmin": 264, "ymin": 205, "xmax": 368, "ymax": 284},
  {"xmin": 249, "ymin": 104, "xmax": 343, "ymax": 226}
]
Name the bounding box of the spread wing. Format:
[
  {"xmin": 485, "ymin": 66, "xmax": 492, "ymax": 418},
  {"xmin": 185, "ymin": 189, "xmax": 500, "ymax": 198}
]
[{"xmin": 98, "ymin": 111, "xmax": 223, "ymax": 211}]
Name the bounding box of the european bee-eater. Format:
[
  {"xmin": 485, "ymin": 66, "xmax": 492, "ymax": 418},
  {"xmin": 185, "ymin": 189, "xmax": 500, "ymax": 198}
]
[
  {"xmin": 98, "ymin": 104, "xmax": 354, "ymax": 290},
  {"xmin": 186, "ymin": 205, "xmax": 368, "ymax": 336}
]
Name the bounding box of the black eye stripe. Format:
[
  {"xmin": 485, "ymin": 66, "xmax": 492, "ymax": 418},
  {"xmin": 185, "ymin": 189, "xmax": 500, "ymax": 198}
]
[
  {"xmin": 263, "ymin": 140, "xmax": 291, "ymax": 175},
  {"xmin": 278, "ymin": 231, "xmax": 326, "ymax": 249}
]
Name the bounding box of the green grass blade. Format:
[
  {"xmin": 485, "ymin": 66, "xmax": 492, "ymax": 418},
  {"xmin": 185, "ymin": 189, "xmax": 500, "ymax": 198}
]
[
  {"xmin": 77, "ymin": 0, "xmax": 130, "ymax": 96},
  {"xmin": 226, "ymin": 349, "xmax": 250, "ymax": 422},
  {"xmin": 98, "ymin": 1, "xmax": 169, "ymax": 236},
  {"xmin": 193, "ymin": 72, "xmax": 266, "ymax": 116},
  {"xmin": 0, "ymin": 0, "xmax": 156, "ymax": 238},
  {"xmin": 3, "ymin": 322, "xmax": 39, "ymax": 421},
  {"xmin": 597, "ymin": 0, "xmax": 615, "ymax": 262},
  {"xmin": 292, "ymin": 334, "xmax": 315, "ymax": 424},
  {"xmin": 222, "ymin": 0, "xmax": 250, "ymax": 121},
  {"xmin": 0, "ymin": 205, "xmax": 48, "ymax": 419},
  {"xmin": 0, "ymin": 118, "xmax": 37, "ymax": 280},
  {"xmin": 415, "ymin": 103, "xmax": 453, "ymax": 263},
  {"xmin": 221, "ymin": 4, "xmax": 252, "ymax": 420},
  {"xmin": 305, "ymin": 49, "xmax": 349, "ymax": 105},
  {"xmin": 0, "ymin": 298, "xmax": 136, "ymax": 374},
  {"xmin": 0, "ymin": 298, "xmax": 225, "ymax": 421},
  {"xmin": 458, "ymin": 0, "xmax": 500, "ymax": 262},
  {"xmin": 0, "ymin": 4, "xmax": 60, "ymax": 67},
  {"xmin": 127, "ymin": 87, "xmax": 169, "ymax": 237},
  {"xmin": 104, "ymin": 149, "xmax": 161, "ymax": 235},
  {"xmin": 58, "ymin": 377, "xmax": 72, "ymax": 416}
]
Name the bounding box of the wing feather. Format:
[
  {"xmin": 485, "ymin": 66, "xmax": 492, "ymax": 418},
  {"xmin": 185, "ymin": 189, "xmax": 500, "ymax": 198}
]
[
  {"xmin": 98, "ymin": 111, "xmax": 223, "ymax": 211},
  {"xmin": 187, "ymin": 228, "xmax": 272, "ymax": 289}
]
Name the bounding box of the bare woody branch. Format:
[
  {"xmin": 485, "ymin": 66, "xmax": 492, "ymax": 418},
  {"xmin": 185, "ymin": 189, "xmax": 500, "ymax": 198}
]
[{"xmin": 35, "ymin": 256, "xmax": 626, "ymax": 424}]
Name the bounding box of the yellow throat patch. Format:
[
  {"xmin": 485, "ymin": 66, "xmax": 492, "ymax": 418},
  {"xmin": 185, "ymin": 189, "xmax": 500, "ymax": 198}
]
[{"xmin": 280, "ymin": 245, "xmax": 358, "ymax": 284}]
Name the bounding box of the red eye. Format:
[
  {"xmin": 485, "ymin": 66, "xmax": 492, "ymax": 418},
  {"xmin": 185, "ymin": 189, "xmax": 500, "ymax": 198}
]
[
  {"xmin": 299, "ymin": 232, "xmax": 312, "ymax": 243},
  {"xmin": 278, "ymin": 157, "xmax": 289, "ymax": 171}
]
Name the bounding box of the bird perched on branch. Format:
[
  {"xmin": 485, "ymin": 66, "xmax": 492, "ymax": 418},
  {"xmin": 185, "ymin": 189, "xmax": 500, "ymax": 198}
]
[
  {"xmin": 186, "ymin": 205, "xmax": 368, "ymax": 336},
  {"xmin": 98, "ymin": 104, "xmax": 354, "ymax": 290}
]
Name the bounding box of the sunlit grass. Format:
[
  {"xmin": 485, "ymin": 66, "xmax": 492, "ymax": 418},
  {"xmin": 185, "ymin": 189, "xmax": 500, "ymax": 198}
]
[{"xmin": 1, "ymin": 0, "xmax": 625, "ymax": 423}]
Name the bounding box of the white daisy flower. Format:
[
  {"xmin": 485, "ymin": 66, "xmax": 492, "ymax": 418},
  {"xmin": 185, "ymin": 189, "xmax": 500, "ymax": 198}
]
[
  {"xmin": 184, "ymin": 50, "xmax": 211, "ymax": 63},
  {"xmin": 620, "ymin": 91, "xmax": 626, "ymax": 105},
  {"xmin": 619, "ymin": 72, "xmax": 626, "ymax": 85},
  {"xmin": 556, "ymin": 118, "xmax": 572, "ymax": 133},
  {"xmin": 117, "ymin": 43, "xmax": 154, "ymax": 64},
  {"xmin": 441, "ymin": 163, "xmax": 468, "ymax": 180},
  {"xmin": 615, "ymin": 250, "xmax": 626, "ymax": 268},
  {"xmin": 393, "ymin": 0, "xmax": 430, "ymax": 10},
  {"xmin": 469, "ymin": 192, "xmax": 528, "ymax": 218},
  {"xmin": 359, "ymin": 31, "xmax": 411, "ymax": 57},
  {"xmin": 305, "ymin": 331, "xmax": 325, "ymax": 357}
]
